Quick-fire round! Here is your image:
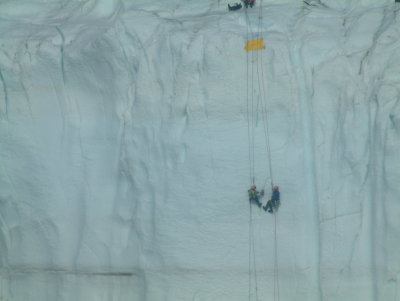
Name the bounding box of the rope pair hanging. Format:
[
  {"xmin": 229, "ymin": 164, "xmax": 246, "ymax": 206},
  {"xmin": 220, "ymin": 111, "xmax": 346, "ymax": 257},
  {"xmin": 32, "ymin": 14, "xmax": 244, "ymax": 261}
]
[
  {"xmin": 245, "ymin": 1, "xmax": 274, "ymax": 189},
  {"xmin": 245, "ymin": 2, "xmax": 280, "ymax": 301}
]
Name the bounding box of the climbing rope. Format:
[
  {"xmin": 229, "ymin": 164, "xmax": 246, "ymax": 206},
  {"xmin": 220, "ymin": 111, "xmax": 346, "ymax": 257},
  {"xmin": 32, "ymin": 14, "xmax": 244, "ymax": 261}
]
[
  {"xmin": 245, "ymin": 0, "xmax": 274, "ymax": 190},
  {"xmin": 256, "ymin": 0, "xmax": 274, "ymax": 189},
  {"xmin": 246, "ymin": 9, "xmax": 259, "ymax": 298},
  {"xmin": 248, "ymin": 204, "xmax": 259, "ymax": 300},
  {"xmin": 257, "ymin": 3, "xmax": 281, "ymax": 300},
  {"xmin": 245, "ymin": 1, "xmax": 280, "ymax": 301},
  {"xmin": 245, "ymin": 8, "xmax": 260, "ymax": 300},
  {"xmin": 273, "ymin": 213, "xmax": 280, "ymax": 301},
  {"xmin": 245, "ymin": 10, "xmax": 255, "ymax": 186}
]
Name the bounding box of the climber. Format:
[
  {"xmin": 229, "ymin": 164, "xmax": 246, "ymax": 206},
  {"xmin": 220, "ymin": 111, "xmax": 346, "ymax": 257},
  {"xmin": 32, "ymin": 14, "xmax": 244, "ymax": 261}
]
[
  {"xmin": 242, "ymin": 0, "xmax": 255, "ymax": 8},
  {"xmin": 263, "ymin": 186, "xmax": 280, "ymax": 213},
  {"xmin": 248, "ymin": 185, "xmax": 264, "ymax": 208},
  {"xmin": 228, "ymin": 2, "xmax": 242, "ymax": 10}
]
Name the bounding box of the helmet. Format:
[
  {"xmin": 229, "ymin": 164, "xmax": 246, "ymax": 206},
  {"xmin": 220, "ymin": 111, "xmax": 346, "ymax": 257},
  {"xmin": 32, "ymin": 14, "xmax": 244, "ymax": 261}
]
[
  {"xmin": 251, "ymin": 185, "xmax": 256, "ymax": 190},
  {"xmin": 273, "ymin": 186, "xmax": 279, "ymax": 190}
]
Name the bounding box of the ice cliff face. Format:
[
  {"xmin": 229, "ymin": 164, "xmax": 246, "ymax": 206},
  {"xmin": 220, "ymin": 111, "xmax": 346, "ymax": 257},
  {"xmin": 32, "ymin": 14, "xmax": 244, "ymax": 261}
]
[{"xmin": 1, "ymin": 1, "xmax": 400, "ymax": 300}]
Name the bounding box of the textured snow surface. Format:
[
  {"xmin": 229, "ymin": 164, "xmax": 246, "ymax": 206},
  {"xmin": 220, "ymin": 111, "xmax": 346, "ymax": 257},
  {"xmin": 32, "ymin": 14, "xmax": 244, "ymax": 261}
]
[{"xmin": 1, "ymin": 0, "xmax": 400, "ymax": 300}]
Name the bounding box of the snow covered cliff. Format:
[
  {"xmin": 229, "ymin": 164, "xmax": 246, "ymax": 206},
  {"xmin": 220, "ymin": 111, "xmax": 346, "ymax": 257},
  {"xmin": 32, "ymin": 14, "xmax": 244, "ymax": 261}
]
[{"xmin": 1, "ymin": 1, "xmax": 400, "ymax": 300}]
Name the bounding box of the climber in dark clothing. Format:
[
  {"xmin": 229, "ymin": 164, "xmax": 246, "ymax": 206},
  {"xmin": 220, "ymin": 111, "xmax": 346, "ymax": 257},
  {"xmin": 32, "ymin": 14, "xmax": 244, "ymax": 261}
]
[
  {"xmin": 263, "ymin": 186, "xmax": 280, "ymax": 213},
  {"xmin": 248, "ymin": 185, "xmax": 264, "ymax": 208},
  {"xmin": 242, "ymin": 0, "xmax": 255, "ymax": 8},
  {"xmin": 228, "ymin": 2, "xmax": 242, "ymax": 10}
]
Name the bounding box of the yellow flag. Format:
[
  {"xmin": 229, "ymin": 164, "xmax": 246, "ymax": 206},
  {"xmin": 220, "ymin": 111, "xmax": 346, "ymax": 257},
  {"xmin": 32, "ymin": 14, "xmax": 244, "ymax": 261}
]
[{"xmin": 245, "ymin": 39, "xmax": 264, "ymax": 51}]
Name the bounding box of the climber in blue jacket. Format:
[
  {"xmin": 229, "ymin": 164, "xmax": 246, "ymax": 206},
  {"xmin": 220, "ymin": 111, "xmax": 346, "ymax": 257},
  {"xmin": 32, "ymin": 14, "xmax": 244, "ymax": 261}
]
[
  {"xmin": 242, "ymin": 0, "xmax": 255, "ymax": 8},
  {"xmin": 263, "ymin": 186, "xmax": 280, "ymax": 213}
]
